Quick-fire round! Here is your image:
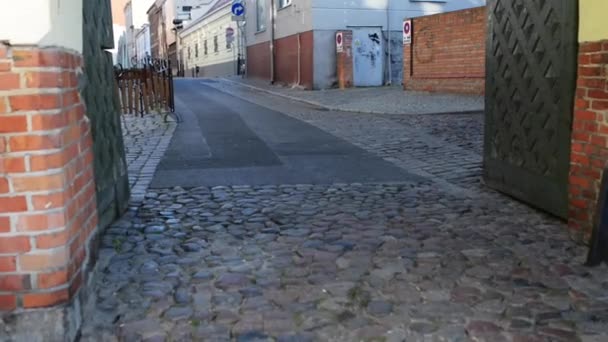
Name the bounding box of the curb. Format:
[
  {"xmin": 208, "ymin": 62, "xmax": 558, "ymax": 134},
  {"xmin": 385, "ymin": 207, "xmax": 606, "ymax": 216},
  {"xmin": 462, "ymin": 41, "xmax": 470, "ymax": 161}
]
[
  {"xmin": 219, "ymin": 77, "xmax": 485, "ymax": 116},
  {"xmin": 220, "ymin": 77, "xmax": 333, "ymax": 111}
]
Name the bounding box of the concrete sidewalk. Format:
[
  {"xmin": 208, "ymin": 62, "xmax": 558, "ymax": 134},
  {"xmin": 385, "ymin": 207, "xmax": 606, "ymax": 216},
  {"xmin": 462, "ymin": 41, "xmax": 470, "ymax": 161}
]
[{"xmin": 220, "ymin": 76, "xmax": 484, "ymax": 115}]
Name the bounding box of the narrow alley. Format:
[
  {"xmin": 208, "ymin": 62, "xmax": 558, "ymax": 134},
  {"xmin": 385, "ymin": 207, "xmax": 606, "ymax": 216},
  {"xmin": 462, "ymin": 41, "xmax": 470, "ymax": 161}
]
[{"xmin": 79, "ymin": 79, "xmax": 608, "ymax": 342}]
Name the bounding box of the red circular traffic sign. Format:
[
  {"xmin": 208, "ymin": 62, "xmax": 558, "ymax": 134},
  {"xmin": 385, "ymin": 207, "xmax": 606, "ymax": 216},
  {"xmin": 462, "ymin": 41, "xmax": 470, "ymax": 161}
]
[
  {"xmin": 336, "ymin": 33, "xmax": 343, "ymax": 45},
  {"xmin": 403, "ymin": 22, "xmax": 411, "ymax": 34}
]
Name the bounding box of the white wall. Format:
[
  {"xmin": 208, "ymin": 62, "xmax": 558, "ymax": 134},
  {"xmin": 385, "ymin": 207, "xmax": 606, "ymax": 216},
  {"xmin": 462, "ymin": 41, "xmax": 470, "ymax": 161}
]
[
  {"xmin": 244, "ymin": 0, "xmax": 313, "ymax": 46},
  {"xmin": 125, "ymin": 2, "xmax": 135, "ymax": 63},
  {"xmin": 180, "ymin": 4, "xmax": 239, "ymax": 75},
  {"xmin": 110, "ymin": 24, "xmax": 127, "ymax": 63},
  {"xmin": 0, "ymin": 0, "xmax": 83, "ymax": 52},
  {"xmin": 312, "ymin": 0, "xmax": 485, "ymax": 30},
  {"xmin": 136, "ymin": 25, "xmax": 152, "ymax": 62}
]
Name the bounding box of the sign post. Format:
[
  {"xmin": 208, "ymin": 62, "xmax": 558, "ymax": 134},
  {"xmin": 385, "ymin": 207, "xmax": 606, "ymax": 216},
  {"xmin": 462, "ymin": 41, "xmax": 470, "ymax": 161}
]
[
  {"xmin": 336, "ymin": 32, "xmax": 344, "ymax": 53},
  {"xmin": 232, "ymin": 0, "xmax": 245, "ymax": 21},
  {"xmin": 403, "ymin": 19, "xmax": 412, "ymax": 45}
]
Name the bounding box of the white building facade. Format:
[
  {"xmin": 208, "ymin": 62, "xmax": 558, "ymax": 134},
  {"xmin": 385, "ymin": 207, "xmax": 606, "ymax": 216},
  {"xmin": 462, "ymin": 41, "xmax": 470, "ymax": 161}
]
[
  {"xmin": 245, "ymin": 0, "xmax": 486, "ymax": 89},
  {"xmin": 136, "ymin": 24, "xmax": 152, "ymax": 65},
  {"xmin": 179, "ymin": 0, "xmax": 241, "ymax": 77}
]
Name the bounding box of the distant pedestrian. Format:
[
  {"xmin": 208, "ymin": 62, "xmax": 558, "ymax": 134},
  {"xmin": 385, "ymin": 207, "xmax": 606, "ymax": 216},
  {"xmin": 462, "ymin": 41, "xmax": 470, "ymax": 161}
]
[{"xmin": 196, "ymin": 66, "xmax": 200, "ymax": 77}]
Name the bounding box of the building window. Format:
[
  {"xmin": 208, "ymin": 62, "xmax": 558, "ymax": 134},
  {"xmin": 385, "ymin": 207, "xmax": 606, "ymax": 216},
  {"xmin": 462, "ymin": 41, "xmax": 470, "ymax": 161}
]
[
  {"xmin": 195, "ymin": 43, "xmax": 199, "ymax": 57},
  {"xmin": 214, "ymin": 36, "xmax": 218, "ymax": 53},
  {"xmin": 256, "ymin": 0, "xmax": 266, "ymax": 32},
  {"xmin": 204, "ymin": 40, "xmax": 208, "ymax": 55},
  {"xmin": 187, "ymin": 46, "xmax": 191, "ymax": 59},
  {"xmin": 279, "ymin": 0, "xmax": 292, "ymax": 9}
]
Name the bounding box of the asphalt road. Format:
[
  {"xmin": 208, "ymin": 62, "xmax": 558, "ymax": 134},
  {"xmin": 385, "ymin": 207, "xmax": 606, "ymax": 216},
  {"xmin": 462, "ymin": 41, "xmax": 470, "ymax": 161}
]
[{"xmin": 151, "ymin": 79, "xmax": 422, "ymax": 188}]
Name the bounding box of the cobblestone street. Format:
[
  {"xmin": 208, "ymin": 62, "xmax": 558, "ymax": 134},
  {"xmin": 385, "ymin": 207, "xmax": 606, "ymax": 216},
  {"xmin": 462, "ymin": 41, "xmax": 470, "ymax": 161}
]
[{"xmin": 81, "ymin": 80, "xmax": 608, "ymax": 342}]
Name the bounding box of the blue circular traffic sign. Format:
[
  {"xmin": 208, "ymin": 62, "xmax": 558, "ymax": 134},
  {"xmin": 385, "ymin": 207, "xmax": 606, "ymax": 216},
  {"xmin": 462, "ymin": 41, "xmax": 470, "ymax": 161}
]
[{"xmin": 232, "ymin": 3, "xmax": 245, "ymax": 16}]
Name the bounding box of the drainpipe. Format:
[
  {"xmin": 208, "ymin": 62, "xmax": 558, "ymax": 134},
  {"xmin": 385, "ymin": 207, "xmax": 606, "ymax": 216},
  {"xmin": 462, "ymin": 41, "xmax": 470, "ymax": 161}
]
[
  {"xmin": 270, "ymin": 0, "xmax": 276, "ymax": 84},
  {"xmin": 386, "ymin": 0, "xmax": 392, "ymax": 86},
  {"xmin": 297, "ymin": 33, "xmax": 301, "ymax": 86}
]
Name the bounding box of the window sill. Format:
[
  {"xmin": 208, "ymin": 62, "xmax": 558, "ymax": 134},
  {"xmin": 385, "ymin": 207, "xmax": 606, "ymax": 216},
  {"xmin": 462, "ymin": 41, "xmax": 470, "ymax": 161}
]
[{"xmin": 255, "ymin": 29, "xmax": 266, "ymax": 35}]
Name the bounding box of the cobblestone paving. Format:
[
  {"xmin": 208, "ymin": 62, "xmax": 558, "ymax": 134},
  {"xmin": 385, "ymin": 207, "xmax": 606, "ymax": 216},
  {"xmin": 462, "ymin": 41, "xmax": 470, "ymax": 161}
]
[
  {"xmin": 82, "ymin": 184, "xmax": 608, "ymax": 341},
  {"xmin": 122, "ymin": 114, "xmax": 177, "ymax": 204},
  {"xmin": 388, "ymin": 113, "xmax": 485, "ymax": 156},
  {"xmin": 223, "ymin": 77, "xmax": 484, "ymax": 115},
  {"xmin": 81, "ymin": 82, "xmax": 608, "ymax": 341}
]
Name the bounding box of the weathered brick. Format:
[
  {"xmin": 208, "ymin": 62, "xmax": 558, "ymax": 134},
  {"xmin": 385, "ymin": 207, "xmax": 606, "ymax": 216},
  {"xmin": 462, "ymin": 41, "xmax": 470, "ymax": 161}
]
[
  {"xmin": 37, "ymin": 269, "xmax": 69, "ymax": 289},
  {"xmin": 0, "ymin": 156, "xmax": 26, "ymax": 173},
  {"xmin": 36, "ymin": 229, "xmax": 70, "ymax": 249},
  {"xmin": 592, "ymin": 100, "xmax": 608, "ymax": 110},
  {"xmin": 31, "ymin": 191, "xmax": 67, "ymax": 210},
  {"xmin": 0, "ymin": 236, "xmax": 31, "ymax": 253},
  {"xmin": 0, "ymin": 98, "xmax": 7, "ymax": 115},
  {"xmin": 0, "ymin": 61, "xmax": 10, "ymax": 72},
  {"xmin": 9, "ymin": 94, "xmax": 60, "ymax": 111},
  {"xmin": 578, "ymin": 41, "xmax": 602, "ymax": 53},
  {"xmin": 11, "ymin": 173, "xmax": 65, "ymax": 192},
  {"xmin": 31, "ymin": 111, "xmax": 68, "ymax": 131},
  {"xmin": 22, "ymin": 289, "xmax": 69, "ymax": 308},
  {"xmin": 0, "ymin": 274, "xmax": 31, "ymax": 291},
  {"xmin": 589, "ymin": 89, "xmax": 608, "ymax": 99},
  {"xmin": 0, "ymin": 115, "xmax": 27, "ymax": 133},
  {"xmin": 591, "ymin": 135, "xmax": 607, "ymax": 147},
  {"xmin": 19, "ymin": 248, "xmax": 68, "ymax": 271},
  {"xmin": 29, "ymin": 147, "xmax": 75, "ymax": 171},
  {"xmin": 0, "ymin": 216, "xmax": 10, "ymax": 233},
  {"xmin": 12, "ymin": 49, "xmax": 64, "ymax": 68},
  {"xmin": 0, "ymin": 196, "xmax": 27, "ymax": 213},
  {"xmin": 0, "ymin": 256, "xmax": 16, "ymax": 272},
  {"xmin": 0, "ymin": 295, "xmax": 17, "ymax": 311},
  {"xmin": 24, "ymin": 71, "xmax": 64, "ymax": 88},
  {"xmin": 9, "ymin": 134, "xmax": 62, "ymax": 152},
  {"xmin": 0, "ymin": 73, "xmax": 20, "ymax": 91},
  {"xmin": 62, "ymin": 90, "xmax": 80, "ymax": 107},
  {"xmin": 16, "ymin": 211, "xmax": 66, "ymax": 232},
  {"xmin": 0, "ymin": 177, "xmax": 8, "ymax": 193}
]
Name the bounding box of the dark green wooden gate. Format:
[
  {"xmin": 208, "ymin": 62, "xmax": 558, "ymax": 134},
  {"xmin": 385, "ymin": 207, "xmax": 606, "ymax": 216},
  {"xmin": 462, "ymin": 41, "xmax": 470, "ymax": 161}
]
[
  {"xmin": 83, "ymin": 0, "xmax": 130, "ymax": 229},
  {"xmin": 484, "ymin": 0, "xmax": 578, "ymax": 218}
]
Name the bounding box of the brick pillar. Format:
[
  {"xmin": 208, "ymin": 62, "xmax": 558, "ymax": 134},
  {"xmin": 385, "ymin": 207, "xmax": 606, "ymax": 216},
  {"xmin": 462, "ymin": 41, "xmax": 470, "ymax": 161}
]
[
  {"xmin": 569, "ymin": 40, "xmax": 608, "ymax": 240},
  {"xmin": 336, "ymin": 31, "xmax": 353, "ymax": 89},
  {"xmin": 0, "ymin": 42, "xmax": 98, "ymax": 329}
]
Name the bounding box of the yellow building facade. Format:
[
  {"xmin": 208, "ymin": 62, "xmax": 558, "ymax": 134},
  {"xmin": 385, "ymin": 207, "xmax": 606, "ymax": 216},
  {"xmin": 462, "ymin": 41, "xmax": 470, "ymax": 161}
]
[{"xmin": 579, "ymin": 0, "xmax": 608, "ymax": 43}]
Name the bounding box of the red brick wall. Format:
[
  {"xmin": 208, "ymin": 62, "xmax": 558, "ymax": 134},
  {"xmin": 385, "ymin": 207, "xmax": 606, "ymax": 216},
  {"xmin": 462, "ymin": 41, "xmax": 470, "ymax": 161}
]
[
  {"xmin": 336, "ymin": 31, "xmax": 353, "ymax": 89},
  {"xmin": 274, "ymin": 31, "xmax": 314, "ymax": 90},
  {"xmin": 247, "ymin": 41, "xmax": 271, "ymax": 81},
  {"xmin": 0, "ymin": 44, "xmax": 98, "ymax": 311},
  {"xmin": 403, "ymin": 7, "xmax": 486, "ymax": 95},
  {"xmin": 247, "ymin": 31, "xmax": 314, "ymax": 89},
  {"xmin": 569, "ymin": 40, "xmax": 608, "ymax": 239}
]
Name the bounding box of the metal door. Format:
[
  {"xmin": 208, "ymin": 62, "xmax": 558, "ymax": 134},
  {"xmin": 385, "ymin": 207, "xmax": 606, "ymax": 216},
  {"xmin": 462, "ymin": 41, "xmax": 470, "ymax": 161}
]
[
  {"xmin": 83, "ymin": 0, "xmax": 130, "ymax": 229},
  {"xmin": 352, "ymin": 27, "xmax": 384, "ymax": 87},
  {"xmin": 484, "ymin": 0, "xmax": 578, "ymax": 218}
]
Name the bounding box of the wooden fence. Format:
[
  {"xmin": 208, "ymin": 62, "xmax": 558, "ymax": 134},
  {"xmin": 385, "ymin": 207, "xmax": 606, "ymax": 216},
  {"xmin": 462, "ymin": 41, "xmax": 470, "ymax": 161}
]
[{"xmin": 115, "ymin": 61, "xmax": 174, "ymax": 116}]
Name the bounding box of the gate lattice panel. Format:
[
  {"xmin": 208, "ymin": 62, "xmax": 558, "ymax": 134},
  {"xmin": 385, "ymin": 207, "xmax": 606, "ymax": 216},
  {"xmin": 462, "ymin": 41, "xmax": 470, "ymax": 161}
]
[
  {"xmin": 484, "ymin": 0, "xmax": 578, "ymax": 218},
  {"xmin": 83, "ymin": 0, "xmax": 130, "ymax": 228}
]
